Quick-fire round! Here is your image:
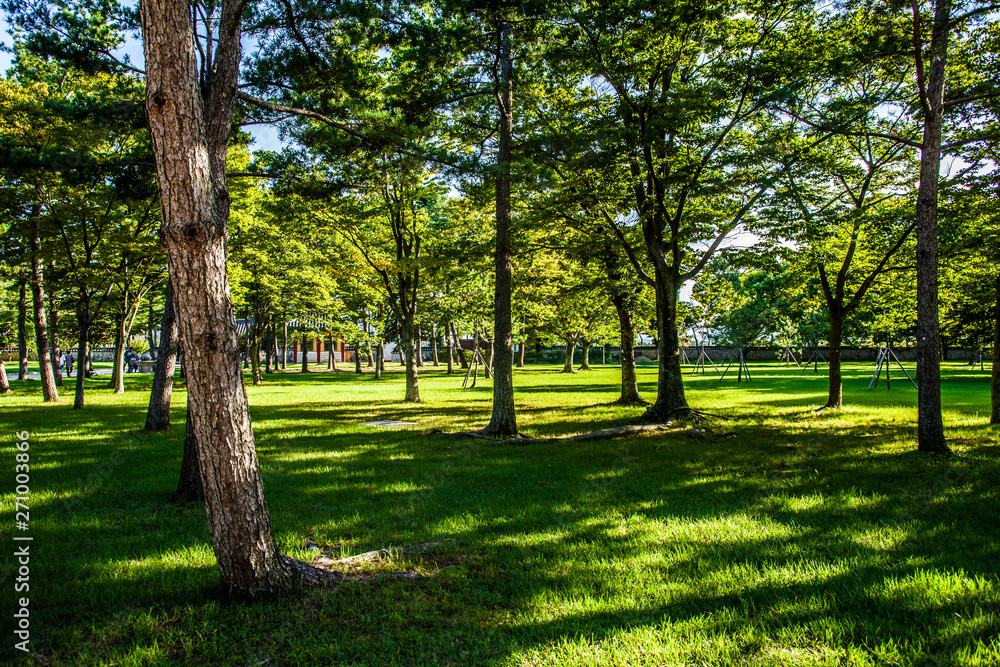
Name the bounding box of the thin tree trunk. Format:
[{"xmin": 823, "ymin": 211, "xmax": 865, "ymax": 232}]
[
  {"xmin": 17, "ymin": 279, "xmax": 28, "ymax": 380},
  {"xmin": 914, "ymin": 0, "xmax": 952, "ymax": 454},
  {"xmin": 301, "ymin": 335, "xmax": 310, "ymax": 372},
  {"xmin": 432, "ymin": 323, "xmax": 440, "ymax": 366},
  {"xmin": 326, "ymin": 332, "xmax": 334, "ymax": 370},
  {"xmin": 27, "ymin": 206, "xmax": 58, "ymax": 402},
  {"xmin": 250, "ymin": 335, "xmax": 262, "ymax": 386},
  {"xmin": 47, "ymin": 281, "xmax": 62, "ymax": 387},
  {"xmin": 562, "ymin": 341, "xmax": 576, "ymax": 374},
  {"xmin": 643, "ymin": 269, "xmax": 688, "ymax": 420},
  {"xmin": 145, "ymin": 282, "xmax": 178, "ymax": 431},
  {"xmin": 613, "ymin": 298, "xmax": 644, "ymax": 405},
  {"xmin": 110, "ymin": 309, "xmax": 127, "ymax": 394},
  {"xmin": 355, "ymin": 343, "xmax": 362, "ymax": 373},
  {"xmin": 485, "ymin": 338, "xmax": 494, "ymax": 379},
  {"xmin": 517, "ymin": 341, "xmax": 525, "ymax": 368},
  {"xmin": 446, "ymin": 326, "xmax": 455, "ymax": 375},
  {"xmin": 174, "ymin": 396, "xmax": 204, "ymax": 503},
  {"xmin": 264, "ymin": 324, "xmax": 273, "ymax": 374},
  {"xmin": 579, "ymin": 341, "xmax": 592, "ymax": 370},
  {"xmin": 991, "ymin": 273, "xmax": 1000, "ymax": 424},
  {"xmin": 825, "ymin": 313, "xmax": 845, "ymax": 409},
  {"xmin": 453, "ymin": 322, "xmax": 468, "ymax": 369},
  {"xmin": 281, "ymin": 322, "xmax": 287, "ymax": 370},
  {"xmin": 375, "ymin": 341, "xmax": 383, "ymax": 379},
  {"xmin": 142, "ymin": 0, "xmax": 294, "ymax": 596},
  {"xmin": 402, "ymin": 317, "xmax": 420, "ymax": 401},
  {"xmin": 483, "ymin": 22, "xmax": 517, "ymax": 437},
  {"xmin": 73, "ymin": 296, "xmax": 91, "ymax": 410},
  {"xmin": 416, "ymin": 327, "xmax": 424, "ymax": 367}
]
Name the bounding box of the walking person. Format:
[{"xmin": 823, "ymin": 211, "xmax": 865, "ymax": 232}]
[{"xmin": 66, "ymin": 352, "xmax": 74, "ymax": 377}]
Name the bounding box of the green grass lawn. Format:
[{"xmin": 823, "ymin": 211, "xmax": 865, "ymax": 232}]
[{"xmin": 1, "ymin": 360, "xmax": 998, "ymax": 666}]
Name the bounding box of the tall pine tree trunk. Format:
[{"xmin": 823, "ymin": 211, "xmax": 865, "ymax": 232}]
[
  {"xmin": 579, "ymin": 341, "xmax": 591, "ymax": 370},
  {"xmin": 17, "ymin": 279, "xmax": 28, "ymax": 380},
  {"xmin": 643, "ymin": 269, "xmax": 688, "ymax": 420},
  {"xmin": 142, "ymin": 0, "xmax": 295, "ymax": 596},
  {"xmin": 401, "ymin": 317, "xmax": 420, "ymax": 402},
  {"xmin": 914, "ymin": 0, "xmax": 952, "ymax": 454},
  {"xmin": 484, "ymin": 23, "xmax": 517, "ymax": 437},
  {"xmin": 825, "ymin": 312, "xmax": 845, "ymax": 409},
  {"xmin": 562, "ymin": 341, "xmax": 576, "ymax": 374},
  {"xmin": 27, "ymin": 206, "xmax": 58, "ymax": 402},
  {"xmin": 145, "ymin": 282, "xmax": 178, "ymax": 431},
  {"xmin": 432, "ymin": 323, "xmax": 440, "ymax": 366},
  {"xmin": 613, "ymin": 297, "xmax": 644, "ymax": 405}
]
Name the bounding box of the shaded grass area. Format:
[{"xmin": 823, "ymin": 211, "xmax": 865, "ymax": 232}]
[{"xmin": 0, "ymin": 361, "xmax": 998, "ymax": 666}]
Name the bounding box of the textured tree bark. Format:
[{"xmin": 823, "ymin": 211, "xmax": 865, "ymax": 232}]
[
  {"xmin": 145, "ymin": 282, "xmax": 178, "ymax": 431},
  {"xmin": 913, "ymin": 0, "xmax": 951, "ymax": 454},
  {"xmin": 579, "ymin": 342, "xmax": 591, "ymax": 370},
  {"xmin": 366, "ymin": 339, "xmax": 375, "ymax": 367},
  {"xmin": 484, "ymin": 23, "xmax": 517, "ymax": 437},
  {"xmin": 173, "ymin": 397, "xmax": 204, "ymax": 502},
  {"xmin": 401, "ymin": 318, "xmax": 420, "ymax": 401},
  {"xmin": 27, "ymin": 207, "xmax": 58, "ymax": 402},
  {"xmin": 300, "ymin": 335, "xmax": 310, "ymax": 372},
  {"xmin": 17, "ymin": 280, "xmax": 28, "ymax": 380},
  {"xmin": 562, "ymin": 341, "xmax": 576, "ymax": 374},
  {"xmin": 0, "ymin": 360, "xmax": 10, "ymax": 395},
  {"xmin": 613, "ymin": 297, "xmax": 645, "ymax": 405},
  {"xmin": 142, "ymin": 0, "xmax": 295, "ymax": 595},
  {"xmin": 516, "ymin": 341, "xmax": 525, "ymax": 368},
  {"xmin": 643, "ymin": 270, "xmax": 688, "ymax": 421},
  {"xmin": 354, "ymin": 344, "xmax": 362, "ymax": 373},
  {"xmin": 825, "ymin": 314, "xmax": 844, "ymax": 409},
  {"xmin": 991, "ymin": 273, "xmax": 1000, "ymax": 425}
]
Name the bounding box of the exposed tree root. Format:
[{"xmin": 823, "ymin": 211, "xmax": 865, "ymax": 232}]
[
  {"xmin": 285, "ymin": 555, "xmax": 346, "ymax": 587},
  {"xmin": 427, "ymin": 423, "xmax": 676, "ymax": 445}
]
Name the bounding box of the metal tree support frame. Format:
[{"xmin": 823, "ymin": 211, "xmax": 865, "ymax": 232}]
[
  {"xmin": 690, "ymin": 345, "xmax": 722, "ymax": 376},
  {"xmin": 867, "ymin": 343, "xmax": 917, "ymax": 391},
  {"xmin": 719, "ymin": 346, "xmax": 752, "ymax": 382},
  {"xmin": 778, "ymin": 346, "xmax": 801, "ymax": 367},
  {"xmin": 802, "ymin": 344, "xmax": 828, "ymax": 373}
]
